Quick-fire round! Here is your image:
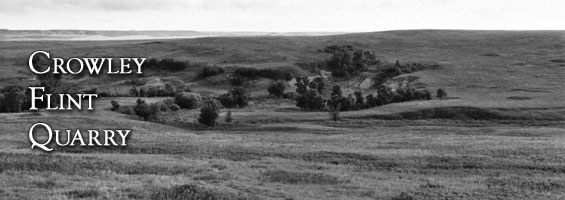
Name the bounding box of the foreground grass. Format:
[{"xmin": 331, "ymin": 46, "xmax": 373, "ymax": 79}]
[{"xmin": 1, "ymin": 107, "xmax": 564, "ymax": 199}]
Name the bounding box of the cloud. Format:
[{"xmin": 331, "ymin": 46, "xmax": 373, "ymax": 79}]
[{"xmin": 0, "ymin": 0, "xmax": 563, "ymax": 31}]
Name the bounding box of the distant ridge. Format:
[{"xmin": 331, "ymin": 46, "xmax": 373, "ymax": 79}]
[{"xmin": 0, "ymin": 29, "xmax": 346, "ymax": 41}]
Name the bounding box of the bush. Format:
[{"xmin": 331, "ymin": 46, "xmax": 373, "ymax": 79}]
[
  {"xmin": 134, "ymin": 99, "xmax": 152, "ymax": 120},
  {"xmin": 0, "ymin": 86, "xmax": 25, "ymax": 113},
  {"xmin": 328, "ymin": 104, "xmax": 341, "ymax": 121},
  {"xmin": 198, "ymin": 100, "xmax": 220, "ymax": 127},
  {"xmin": 129, "ymin": 87, "xmax": 139, "ymax": 97},
  {"xmin": 218, "ymin": 87, "xmax": 249, "ymax": 108},
  {"xmin": 226, "ymin": 74, "xmax": 246, "ymax": 86},
  {"xmin": 162, "ymin": 98, "xmax": 181, "ymax": 111},
  {"xmin": 117, "ymin": 105, "xmax": 135, "ymax": 115},
  {"xmin": 283, "ymin": 91, "xmax": 298, "ymax": 99},
  {"xmin": 174, "ymin": 92, "xmax": 201, "ymax": 109},
  {"xmin": 110, "ymin": 100, "xmax": 120, "ymax": 111},
  {"xmin": 198, "ymin": 65, "xmax": 225, "ymax": 78},
  {"xmin": 133, "ymin": 99, "xmax": 160, "ymax": 121},
  {"xmin": 437, "ymin": 88, "xmax": 447, "ymax": 99},
  {"xmin": 268, "ymin": 81, "xmax": 286, "ymax": 98},
  {"xmin": 225, "ymin": 110, "xmax": 233, "ymax": 122}
]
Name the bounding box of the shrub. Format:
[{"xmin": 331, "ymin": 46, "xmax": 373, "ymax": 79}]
[
  {"xmin": 110, "ymin": 100, "xmax": 120, "ymax": 111},
  {"xmin": 0, "ymin": 86, "xmax": 25, "ymax": 113},
  {"xmin": 170, "ymin": 104, "xmax": 180, "ymax": 111},
  {"xmin": 268, "ymin": 81, "xmax": 286, "ymax": 98},
  {"xmin": 228, "ymin": 74, "xmax": 247, "ymax": 86},
  {"xmin": 218, "ymin": 87, "xmax": 249, "ymax": 108},
  {"xmin": 437, "ymin": 88, "xmax": 447, "ymax": 99},
  {"xmin": 133, "ymin": 99, "xmax": 160, "ymax": 121},
  {"xmin": 328, "ymin": 104, "xmax": 341, "ymax": 121},
  {"xmin": 174, "ymin": 92, "xmax": 201, "ymax": 109},
  {"xmin": 129, "ymin": 87, "xmax": 139, "ymax": 97},
  {"xmin": 198, "ymin": 65, "xmax": 225, "ymax": 78},
  {"xmin": 118, "ymin": 105, "xmax": 135, "ymax": 115},
  {"xmin": 134, "ymin": 99, "xmax": 151, "ymax": 120},
  {"xmin": 198, "ymin": 100, "xmax": 220, "ymax": 127},
  {"xmin": 225, "ymin": 110, "xmax": 233, "ymax": 122},
  {"xmin": 162, "ymin": 98, "xmax": 180, "ymax": 111},
  {"xmin": 283, "ymin": 91, "xmax": 298, "ymax": 99}
]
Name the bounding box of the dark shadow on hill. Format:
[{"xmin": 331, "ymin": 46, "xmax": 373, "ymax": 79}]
[{"xmin": 354, "ymin": 106, "xmax": 565, "ymax": 121}]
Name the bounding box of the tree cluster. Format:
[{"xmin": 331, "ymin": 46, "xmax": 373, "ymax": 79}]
[
  {"xmin": 325, "ymin": 45, "xmax": 380, "ymax": 77},
  {"xmin": 294, "ymin": 76, "xmax": 328, "ymax": 110},
  {"xmin": 129, "ymin": 81, "xmax": 191, "ymax": 97},
  {"xmin": 373, "ymin": 60, "xmax": 427, "ymax": 86},
  {"xmin": 218, "ymin": 87, "xmax": 250, "ymax": 108}
]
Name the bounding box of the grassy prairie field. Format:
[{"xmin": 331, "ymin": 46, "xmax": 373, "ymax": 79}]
[{"xmin": 0, "ymin": 30, "xmax": 564, "ymax": 199}]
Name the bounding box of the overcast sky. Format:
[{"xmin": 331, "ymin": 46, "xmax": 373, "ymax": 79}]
[{"xmin": 1, "ymin": 0, "xmax": 563, "ymax": 32}]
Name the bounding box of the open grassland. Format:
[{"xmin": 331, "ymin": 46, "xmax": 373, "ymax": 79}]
[{"xmin": 0, "ymin": 30, "xmax": 564, "ymax": 199}]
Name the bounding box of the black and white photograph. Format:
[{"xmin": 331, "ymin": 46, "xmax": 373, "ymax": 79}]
[{"xmin": 0, "ymin": 0, "xmax": 564, "ymax": 199}]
